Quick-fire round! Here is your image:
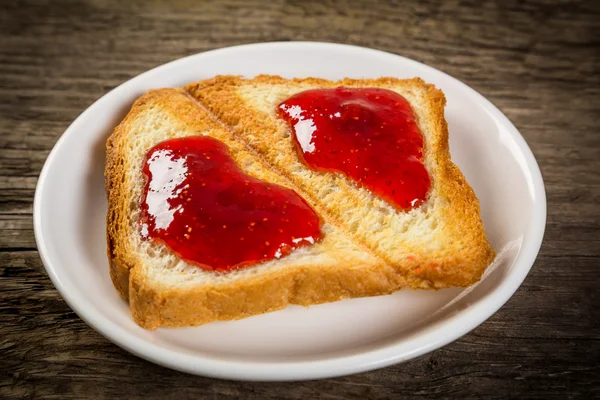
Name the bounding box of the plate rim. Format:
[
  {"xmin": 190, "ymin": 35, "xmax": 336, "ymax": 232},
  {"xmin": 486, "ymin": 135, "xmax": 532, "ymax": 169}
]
[{"xmin": 33, "ymin": 41, "xmax": 546, "ymax": 381}]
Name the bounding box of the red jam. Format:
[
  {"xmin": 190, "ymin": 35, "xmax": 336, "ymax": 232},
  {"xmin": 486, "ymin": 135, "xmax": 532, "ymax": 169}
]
[
  {"xmin": 278, "ymin": 87, "xmax": 430, "ymax": 210},
  {"xmin": 140, "ymin": 136, "xmax": 322, "ymax": 272}
]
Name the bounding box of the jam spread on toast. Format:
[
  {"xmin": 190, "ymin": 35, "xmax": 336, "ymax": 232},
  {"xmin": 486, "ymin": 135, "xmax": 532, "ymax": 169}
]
[
  {"xmin": 279, "ymin": 87, "xmax": 430, "ymax": 210},
  {"xmin": 140, "ymin": 136, "xmax": 322, "ymax": 271}
]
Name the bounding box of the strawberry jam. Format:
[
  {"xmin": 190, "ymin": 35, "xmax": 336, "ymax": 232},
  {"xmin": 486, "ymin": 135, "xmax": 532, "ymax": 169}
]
[
  {"xmin": 278, "ymin": 87, "xmax": 430, "ymax": 210},
  {"xmin": 140, "ymin": 136, "xmax": 322, "ymax": 272}
]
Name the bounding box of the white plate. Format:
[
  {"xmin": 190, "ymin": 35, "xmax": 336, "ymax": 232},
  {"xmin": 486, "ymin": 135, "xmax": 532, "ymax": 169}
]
[{"xmin": 34, "ymin": 42, "xmax": 546, "ymax": 381}]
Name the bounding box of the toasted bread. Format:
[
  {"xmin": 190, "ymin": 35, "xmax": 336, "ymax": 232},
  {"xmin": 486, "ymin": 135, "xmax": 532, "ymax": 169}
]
[
  {"xmin": 106, "ymin": 77, "xmax": 495, "ymax": 329},
  {"xmin": 186, "ymin": 76, "xmax": 495, "ymax": 286}
]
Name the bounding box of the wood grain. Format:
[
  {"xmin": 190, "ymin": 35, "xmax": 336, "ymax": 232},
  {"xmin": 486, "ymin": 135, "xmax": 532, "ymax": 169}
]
[{"xmin": 1, "ymin": 0, "xmax": 599, "ymax": 398}]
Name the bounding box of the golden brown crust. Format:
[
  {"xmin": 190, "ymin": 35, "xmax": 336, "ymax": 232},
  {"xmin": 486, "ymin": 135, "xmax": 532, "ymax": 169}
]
[
  {"xmin": 105, "ymin": 96, "xmax": 143, "ymax": 301},
  {"xmin": 129, "ymin": 261, "xmax": 413, "ymax": 329},
  {"xmin": 106, "ymin": 78, "xmax": 495, "ymax": 330}
]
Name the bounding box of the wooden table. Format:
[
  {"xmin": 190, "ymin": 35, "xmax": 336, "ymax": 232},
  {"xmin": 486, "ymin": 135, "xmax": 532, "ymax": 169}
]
[{"xmin": 1, "ymin": 0, "xmax": 598, "ymax": 398}]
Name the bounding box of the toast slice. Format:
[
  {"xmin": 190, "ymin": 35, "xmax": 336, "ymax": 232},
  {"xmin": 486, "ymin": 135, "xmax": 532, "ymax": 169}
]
[
  {"xmin": 107, "ymin": 88, "xmax": 418, "ymax": 330},
  {"xmin": 186, "ymin": 75, "xmax": 495, "ymax": 288}
]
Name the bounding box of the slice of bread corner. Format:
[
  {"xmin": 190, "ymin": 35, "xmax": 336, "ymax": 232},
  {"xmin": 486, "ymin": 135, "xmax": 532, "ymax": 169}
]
[
  {"xmin": 106, "ymin": 88, "xmax": 425, "ymax": 330},
  {"xmin": 185, "ymin": 75, "xmax": 495, "ymax": 287}
]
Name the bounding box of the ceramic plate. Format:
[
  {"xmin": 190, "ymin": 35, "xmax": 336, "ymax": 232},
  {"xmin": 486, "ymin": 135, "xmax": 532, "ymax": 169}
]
[{"xmin": 34, "ymin": 42, "xmax": 545, "ymax": 381}]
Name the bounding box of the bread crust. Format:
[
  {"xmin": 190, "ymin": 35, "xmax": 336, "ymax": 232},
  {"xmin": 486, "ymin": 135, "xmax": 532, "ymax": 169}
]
[{"xmin": 106, "ymin": 78, "xmax": 495, "ymax": 330}]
